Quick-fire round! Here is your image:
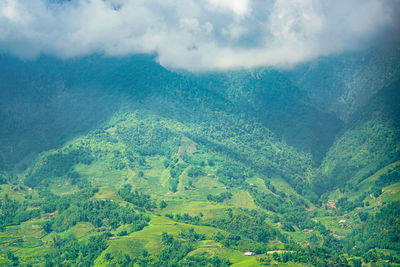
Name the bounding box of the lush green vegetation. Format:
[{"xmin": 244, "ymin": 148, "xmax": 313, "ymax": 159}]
[{"xmin": 0, "ymin": 54, "xmax": 399, "ymax": 266}]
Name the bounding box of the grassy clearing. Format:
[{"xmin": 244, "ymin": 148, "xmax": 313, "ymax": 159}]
[
  {"xmin": 75, "ymin": 161, "xmax": 125, "ymax": 188},
  {"xmin": 94, "ymin": 186, "xmax": 120, "ymax": 200},
  {"xmin": 175, "ymin": 176, "xmax": 227, "ymax": 202},
  {"xmin": 230, "ymin": 190, "xmax": 258, "ymax": 210}
]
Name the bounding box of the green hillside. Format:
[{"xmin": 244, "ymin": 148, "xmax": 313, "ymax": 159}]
[
  {"xmin": 0, "ymin": 54, "xmax": 399, "ymax": 266},
  {"xmin": 314, "ymin": 80, "xmax": 400, "ymax": 196}
]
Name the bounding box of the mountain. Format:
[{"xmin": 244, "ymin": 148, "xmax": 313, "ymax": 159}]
[
  {"xmin": 313, "ymin": 79, "xmax": 400, "ymax": 195},
  {"xmin": 196, "ymin": 69, "xmax": 343, "ymax": 162},
  {"xmin": 285, "ymin": 35, "xmax": 400, "ymax": 120},
  {"xmin": 0, "ymin": 53, "xmax": 399, "ymax": 266}
]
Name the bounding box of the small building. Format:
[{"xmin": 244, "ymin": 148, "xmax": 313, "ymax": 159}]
[
  {"xmin": 339, "ymin": 220, "xmax": 346, "ymax": 224},
  {"xmin": 244, "ymin": 252, "xmax": 255, "ymax": 256}
]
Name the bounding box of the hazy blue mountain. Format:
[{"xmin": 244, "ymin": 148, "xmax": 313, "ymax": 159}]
[{"xmin": 285, "ymin": 35, "xmax": 400, "ymax": 120}]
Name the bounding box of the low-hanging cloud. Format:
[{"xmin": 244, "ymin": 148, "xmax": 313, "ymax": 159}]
[{"xmin": 0, "ymin": 0, "xmax": 398, "ymax": 71}]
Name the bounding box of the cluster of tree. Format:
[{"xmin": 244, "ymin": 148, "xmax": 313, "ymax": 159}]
[
  {"xmin": 154, "ymin": 231, "xmax": 231, "ymax": 266},
  {"xmin": 118, "ymin": 184, "xmax": 156, "ymax": 210},
  {"xmin": 212, "ymin": 231, "xmax": 266, "ymax": 254},
  {"xmin": 208, "ymin": 212, "xmax": 286, "ymax": 244},
  {"xmin": 375, "ymin": 166, "xmax": 400, "ymax": 187},
  {"xmin": 25, "ymin": 148, "xmax": 93, "ymax": 187},
  {"xmin": 0, "ymin": 172, "xmax": 9, "ymax": 185},
  {"xmin": 39, "ymin": 188, "xmax": 150, "ymax": 232},
  {"xmin": 248, "ymin": 188, "xmax": 317, "ymax": 231},
  {"xmin": 157, "ymin": 232, "xmax": 193, "ymax": 265},
  {"xmin": 335, "ymin": 196, "xmax": 365, "ymax": 213},
  {"xmin": 166, "ymin": 213, "xmax": 201, "ymax": 225},
  {"xmin": 347, "ymin": 202, "xmax": 400, "ymax": 255},
  {"xmin": 44, "ymin": 233, "xmax": 109, "ymax": 266},
  {"xmin": 0, "ymin": 194, "xmax": 40, "ymax": 231},
  {"xmin": 248, "ymin": 188, "xmax": 282, "ymax": 212},
  {"xmin": 6, "ymin": 251, "xmax": 19, "ymax": 266},
  {"xmin": 280, "ymin": 206, "xmax": 315, "ymax": 231},
  {"xmin": 180, "ymin": 152, "xmax": 213, "ymax": 167},
  {"xmin": 207, "ymin": 192, "xmax": 232, "ymax": 203},
  {"xmin": 187, "ymin": 166, "xmax": 206, "ymax": 178},
  {"xmin": 116, "ymin": 118, "xmax": 179, "ymax": 157},
  {"xmin": 216, "ymin": 162, "xmax": 252, "ymax": 187},
  {"xmin": 169, "ymin": 162, "xmax": 187, "ymax": 192},
  {"xmin": 184, "ymin": 110, "xmax": 313, "ymax": 193},
  {"xmin": 264, "ymin": 246, "xmax": 350, "ymax": 266},
  {"xmin": 179, "ymin": 228, "xmax": 205, "ymax": 242}
]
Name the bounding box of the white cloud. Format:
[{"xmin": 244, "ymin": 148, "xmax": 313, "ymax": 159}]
[
  {"xmin": 0, "ymin": 0, "xmax": 397, "ymax": 71},
  {"xmin": 207, "ymin": 0, "xmax": 251, "ymax": 16}
]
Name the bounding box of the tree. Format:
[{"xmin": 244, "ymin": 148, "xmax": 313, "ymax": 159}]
[
  {"xmin": 42, "ymin": 221, "xmax": 52, "ymax": 233},
  {"xmin": 358, "ymin": 211, "xmax": 369, "ymax": 222},
  {"xmin": 351, "ymin": 258, "xmax": 362, "ymax": 267},
  {"xmin": 187, "ymin": 166, "xmax": 205, "ymax": 178},
  {"xmin": 272, "ymin": 252, "xmax": 281, "ymax": 262},
  {"xmin": 160, "ymin": 200, "xmax": 168, "ymax": 209}
]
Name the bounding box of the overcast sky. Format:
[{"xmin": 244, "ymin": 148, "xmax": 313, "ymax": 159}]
[{"xmin": 0, "ymin": 0, "xmax": 398, "ymax": 71}]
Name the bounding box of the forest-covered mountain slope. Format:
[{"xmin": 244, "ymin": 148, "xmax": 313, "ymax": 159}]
[
  {"xmin": 285, "ymin": 35, "xmax": 400, "ymax": 120},
  {"xmin": 0, "ymin": 54, "xmax": 399, "ymax": 266},
  {"xmin": 195, "ymin": 70, "xmax": 343, "ymax": 162},
  {"xmin": 0, "ymin": 55, "xmax": 341, "ymax": 169},
  {"xmin": 313, "ymin": 79, "xmax": 400, "ymax": 196}
]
